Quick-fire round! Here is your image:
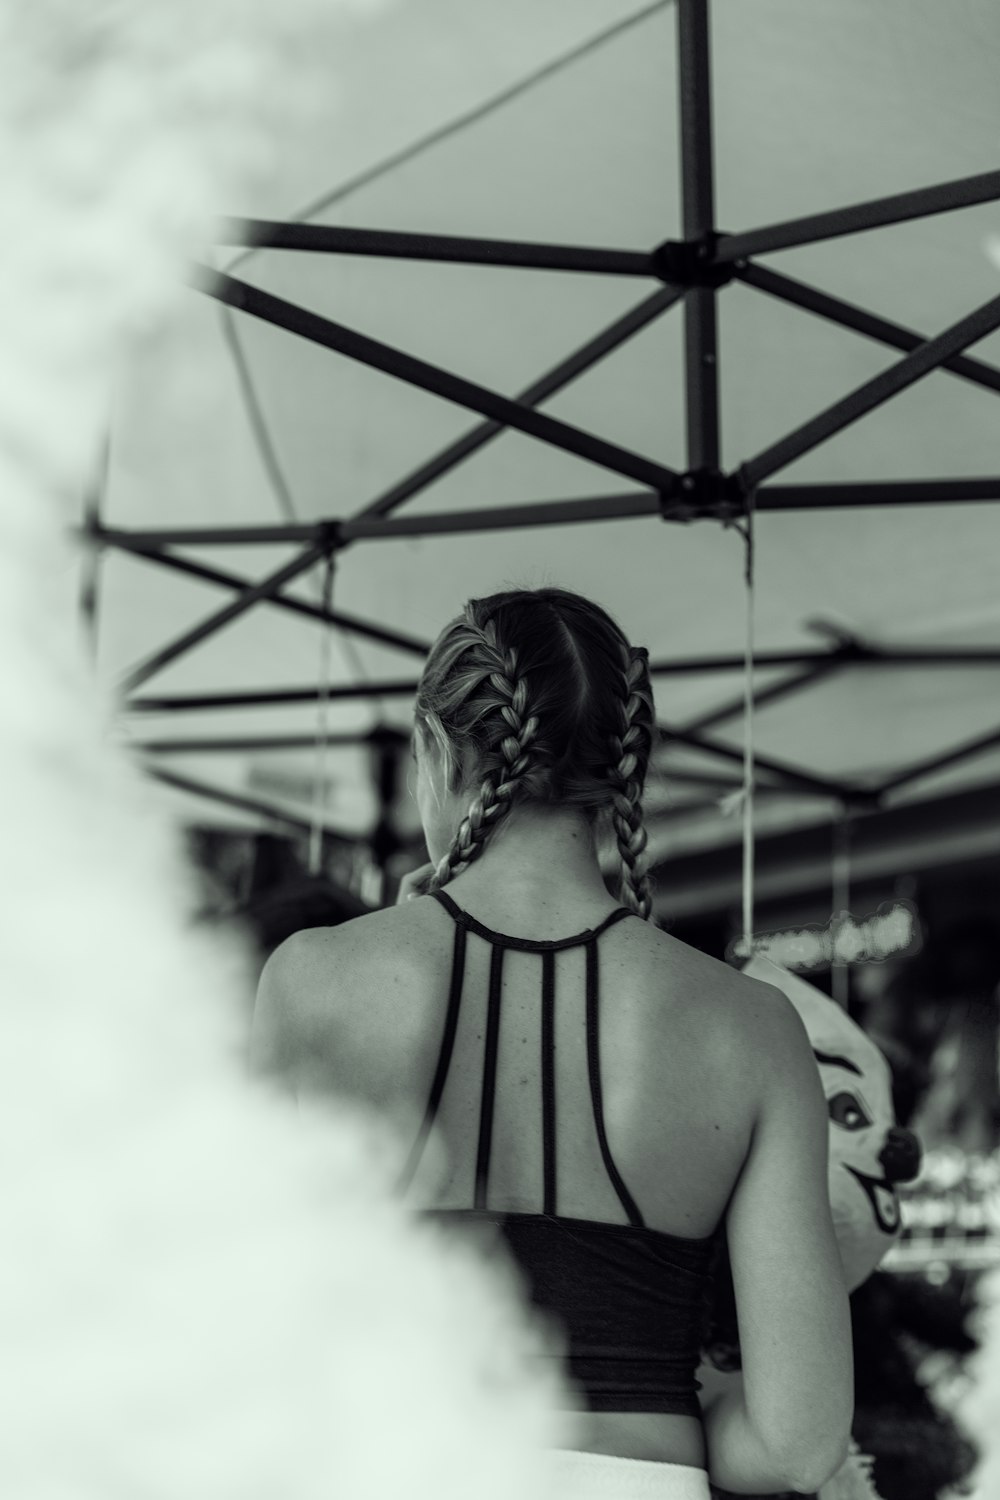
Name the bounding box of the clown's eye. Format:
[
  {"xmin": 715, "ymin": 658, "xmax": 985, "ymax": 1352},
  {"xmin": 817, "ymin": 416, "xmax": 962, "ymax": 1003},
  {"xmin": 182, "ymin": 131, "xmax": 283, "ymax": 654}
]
[{"xmin": 828, "ymin": 1091, "xmax": 872, "ymax": 1131}]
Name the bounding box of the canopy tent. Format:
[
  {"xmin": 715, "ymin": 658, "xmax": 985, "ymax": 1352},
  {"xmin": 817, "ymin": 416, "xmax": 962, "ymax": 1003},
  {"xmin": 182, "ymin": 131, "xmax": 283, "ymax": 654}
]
[{"xmin": 92, "ymin": 0, "xmax": 1000, "ymax": 926}]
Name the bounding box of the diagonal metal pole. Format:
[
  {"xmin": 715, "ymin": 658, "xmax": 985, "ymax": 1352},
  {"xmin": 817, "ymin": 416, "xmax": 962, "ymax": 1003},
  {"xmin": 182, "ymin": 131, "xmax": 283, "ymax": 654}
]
[
  {"xmin": 127, "ymin": 683, "xmax": 419, "ymax": 713},
  {"xmin": 874, "ymin": 724, "xmax": 1000, "ymax": 797},
  {"xmin": 650, "ymin": 650, "xmax": 835, "ymax": 673},
  {"xmin": 736, "ymin": 263, "xmax": 1000, "ymax": 398},
  {"xmin": 102, "ymin": 524, "xmax": 321, "ymax": 546},
  {"xmin": 848, "ymin": 647, "xmax": 1000, "ymax": 667},
  {"xmin": 192, "ymin": 266, "xmax": 682, "ymax": 496},
  {"xmin": 137, "ymin": 732, "xmax": 378, "ymax": 754},
  {"xmin": 740, "ymin": 291, "xmax": 1000, "ymax": 488},
  {"xmin": 677, "ymin": 0, "xmax": 720, "ymax": 472},
  {"xmin": 658, "ymin": 720, "xmax": 875, "ymax": 804},
  {"xmin": 120, "ymin": 542, "xmax": 329, "ymax": 695},
  {"xmin": 344, "ymin": 491, "xmax": 662, "ymax": 540},
  {"xmin": 680, "ymin": 659, "xmax": 843, "ymax": 733},
  {"xmin": 653, "ymin": 644, "xmax": 1000, "ymax": 676},
  {"xmin": 103, "ymin": 496, "xmax": 663, "ymax": 549},
  {"xmin": 355, "ymin": 285, "xmax": 683, "ymax": 520},
  {"xmin": 145, "ymin": 764, "xmax": 356, "ymax": 842},
  {"xmin": 756, "ymin": 478, "xmax": 1000, "ymax": 510},
  {"xmin": 213, "ymin": 220, "xmax": 657, "ymax": 275},
  {"xmin": 715, "ymin": 168, "xmax": 1000, "ymax": 263},
  {"xmin": 107, "ymin": 538, "xmax": 430, "ymax": 656}
]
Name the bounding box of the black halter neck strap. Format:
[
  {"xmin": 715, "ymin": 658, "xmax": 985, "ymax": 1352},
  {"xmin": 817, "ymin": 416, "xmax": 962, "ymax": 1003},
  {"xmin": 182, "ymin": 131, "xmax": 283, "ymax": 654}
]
[{"xmin": 429, "ymin": 888, "xmax": 635, "ymax": 952}]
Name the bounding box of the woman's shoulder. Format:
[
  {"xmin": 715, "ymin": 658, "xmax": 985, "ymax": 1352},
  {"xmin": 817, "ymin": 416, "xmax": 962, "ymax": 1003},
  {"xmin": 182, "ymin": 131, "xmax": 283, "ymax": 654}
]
[
  {"xmin": 263, "ymin": 897, "xmax": 442, "ymax": 986},
  {"xmin": 255, "ymin": 902, "xmax": 446, "ymax": 1103},
  {"xmin": 645, "ymin": 926, "xmax": 799, "ymax": 1046}
]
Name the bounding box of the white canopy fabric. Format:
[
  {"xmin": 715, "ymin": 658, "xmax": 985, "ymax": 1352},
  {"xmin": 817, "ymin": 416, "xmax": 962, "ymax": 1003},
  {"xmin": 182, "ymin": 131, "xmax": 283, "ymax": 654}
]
[{"xmin": 98, "ymin": 0, "xmax": 1000, "ymax": 917}]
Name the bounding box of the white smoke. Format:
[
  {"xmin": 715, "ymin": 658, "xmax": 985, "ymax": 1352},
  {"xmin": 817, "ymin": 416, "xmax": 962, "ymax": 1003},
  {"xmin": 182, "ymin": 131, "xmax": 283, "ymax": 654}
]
[{"xmin": 0, "ymin": 3, "xmax": 572, "ymax": 1497}]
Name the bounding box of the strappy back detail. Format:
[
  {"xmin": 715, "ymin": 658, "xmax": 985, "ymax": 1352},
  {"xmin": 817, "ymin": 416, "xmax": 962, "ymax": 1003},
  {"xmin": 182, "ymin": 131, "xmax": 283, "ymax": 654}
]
[
  {"xmin": 396, "ymin": 888, "xmax": 719, "ymax": 1418},
  {"xmin": 398, "ymin": 889, "xmax": 641, "ymax": 1223}
]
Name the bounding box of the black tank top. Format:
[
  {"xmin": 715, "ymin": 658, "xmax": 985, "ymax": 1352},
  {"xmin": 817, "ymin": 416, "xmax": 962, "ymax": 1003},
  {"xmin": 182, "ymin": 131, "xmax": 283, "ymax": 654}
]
[{"xmin": 396, "ymin": 889, "xmax": 719, "ymax": 1417}]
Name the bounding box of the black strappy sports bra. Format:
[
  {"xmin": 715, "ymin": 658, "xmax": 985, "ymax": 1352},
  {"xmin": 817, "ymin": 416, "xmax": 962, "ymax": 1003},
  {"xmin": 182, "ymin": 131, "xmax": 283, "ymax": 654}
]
[{"xmin": 397, "ymin": 889, "xmax": 719, "ymax": 1417}]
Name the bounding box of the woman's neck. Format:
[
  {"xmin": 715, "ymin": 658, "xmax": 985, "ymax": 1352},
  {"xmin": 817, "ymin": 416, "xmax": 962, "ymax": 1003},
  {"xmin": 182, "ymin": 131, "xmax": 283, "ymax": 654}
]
[{"xmin": 445, "ymin": 806, "xmax": 612, "ymax": 910}]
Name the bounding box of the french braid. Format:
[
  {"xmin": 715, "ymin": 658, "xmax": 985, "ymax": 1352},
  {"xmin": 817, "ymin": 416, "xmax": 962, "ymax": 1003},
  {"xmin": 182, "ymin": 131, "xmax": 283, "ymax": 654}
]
[
  {"xmin": 426, "ymin": 617, "xmax": 539, "ymax": 893},
  {"xmin": 608, "ymin": 643, "xmax": 655, "ymax": 920}
]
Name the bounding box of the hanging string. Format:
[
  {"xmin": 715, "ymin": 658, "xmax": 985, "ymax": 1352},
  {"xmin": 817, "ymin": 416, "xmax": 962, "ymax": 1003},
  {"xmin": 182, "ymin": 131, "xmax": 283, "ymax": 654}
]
[
  {"xmin": 739, "ymin": 489, "xmax": 757, "ymax": 958},
  {"xmin": 308, "ymin": 550, "xmax": 336, "ymax": 877},
  {"xmin": 716, "ymin": 490, "xmax": 757, "ymax": 961}
]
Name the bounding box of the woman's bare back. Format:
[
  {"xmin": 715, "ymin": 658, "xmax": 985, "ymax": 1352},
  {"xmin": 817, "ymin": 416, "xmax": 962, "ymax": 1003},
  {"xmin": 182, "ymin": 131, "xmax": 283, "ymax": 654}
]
[
  {"xmin": 291, "ymin": 882, "xmax": 767, "ymax": 1465},
  {"xmin": 414, "ymin": 896, "xmax": 749, "ymax": 1223}
]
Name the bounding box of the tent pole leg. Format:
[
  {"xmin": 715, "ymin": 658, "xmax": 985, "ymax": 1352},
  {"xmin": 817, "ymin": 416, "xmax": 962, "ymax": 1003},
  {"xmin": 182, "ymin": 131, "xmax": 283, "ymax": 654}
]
[{"xmin": 677, "ymin": 0, "xmax": 720, "ymax": 472}]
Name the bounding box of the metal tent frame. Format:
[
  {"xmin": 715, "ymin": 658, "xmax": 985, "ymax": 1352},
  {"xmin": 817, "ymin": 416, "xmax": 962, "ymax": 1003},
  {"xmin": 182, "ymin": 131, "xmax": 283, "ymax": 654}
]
[{"xmin": 91, "ymin": 0, "xmax": 1000, "ymax": 892}]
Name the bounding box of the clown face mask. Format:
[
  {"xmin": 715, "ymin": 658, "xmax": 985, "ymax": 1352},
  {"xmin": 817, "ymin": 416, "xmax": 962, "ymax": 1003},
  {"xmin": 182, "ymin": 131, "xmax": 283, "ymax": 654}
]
[{"xmin": 742, "ymin": 954, "xmax": 921, "ymax": 1290}]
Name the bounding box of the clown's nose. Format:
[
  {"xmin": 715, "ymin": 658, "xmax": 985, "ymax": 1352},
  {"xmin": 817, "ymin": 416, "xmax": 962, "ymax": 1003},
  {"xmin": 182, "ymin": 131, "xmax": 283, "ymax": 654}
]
[{"xmin": 879, "ymin": 1126, "xmax": 922, "ymax": 1184}]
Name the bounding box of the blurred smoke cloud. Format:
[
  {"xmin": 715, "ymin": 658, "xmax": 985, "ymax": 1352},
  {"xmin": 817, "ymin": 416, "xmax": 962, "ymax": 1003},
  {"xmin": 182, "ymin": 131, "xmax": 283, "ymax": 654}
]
[{"xmin": 0, "ymin": 3, "xmax": 572, "ymax": 1497}]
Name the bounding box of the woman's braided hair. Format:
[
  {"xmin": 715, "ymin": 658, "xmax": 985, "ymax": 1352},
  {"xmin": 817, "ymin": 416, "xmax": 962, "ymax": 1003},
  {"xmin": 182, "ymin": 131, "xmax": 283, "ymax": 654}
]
[
  {"xmin": 414, "ymin": 587, "xmax": 657, "ymax": 920},
  {"xmin": 607, "ymin": 642, "xmax": 655, "ymax": 919}
]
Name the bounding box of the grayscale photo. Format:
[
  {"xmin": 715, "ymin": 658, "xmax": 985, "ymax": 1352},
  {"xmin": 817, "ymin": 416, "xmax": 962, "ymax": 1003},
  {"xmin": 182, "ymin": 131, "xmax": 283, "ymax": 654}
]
[{"xmin": 2, "ymin": 3, "xmax": 999, "ymax": 1498}]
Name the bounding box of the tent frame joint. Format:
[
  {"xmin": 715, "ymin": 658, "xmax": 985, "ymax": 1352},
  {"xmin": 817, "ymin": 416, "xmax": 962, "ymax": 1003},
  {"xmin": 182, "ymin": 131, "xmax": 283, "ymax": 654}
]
[
  {"xmin": 652, "ymin": 234, "xmax": 736, "ymax": 289},
  {"xmin": 658, "ymin": 467, "xmax": 744, "ymax": 524},
  {"xmin": 317, "ymin": 519, "xmax": 347, "ymax": 556}
]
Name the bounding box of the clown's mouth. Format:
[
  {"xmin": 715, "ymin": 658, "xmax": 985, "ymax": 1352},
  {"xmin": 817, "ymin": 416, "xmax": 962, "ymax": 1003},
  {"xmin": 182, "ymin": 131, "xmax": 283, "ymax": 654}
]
[{"xmin": 844, "ymin": 1165, "xmax": 900, "ymax": 1235}]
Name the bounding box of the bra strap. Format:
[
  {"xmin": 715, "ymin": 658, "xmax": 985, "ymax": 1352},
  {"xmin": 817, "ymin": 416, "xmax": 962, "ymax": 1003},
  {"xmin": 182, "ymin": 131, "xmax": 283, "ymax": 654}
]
[
  {"xmin": 394, "ymin": 918, "xmax": 466, "ymax": 1196},
  {"xmin": 473, "ymin": 942, "xmax": 505, "ymax": 1209},
  {"xmin": 429, "ymin": 888, "xmax": 464, "ymax": 923},
  {"xmin": 585, "ymin": 935, "xmax": 645, "ymax": 1228},
  {"xmin": 541, "ymin": 948, "xmax": 557, "ymax": 1216}
]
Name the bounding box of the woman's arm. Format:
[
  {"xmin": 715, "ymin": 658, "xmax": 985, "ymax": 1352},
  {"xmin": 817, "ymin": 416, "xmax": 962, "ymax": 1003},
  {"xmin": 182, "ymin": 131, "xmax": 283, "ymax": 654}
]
[
  {"xmin": 703, "ymin": 1378, "xmax": 824, "ymax": 1496},
  {"xmin": 249, "ymin": 931, "xmax": 324, "ymax": 1099},
  {"xmin": 704, "ymin": 981, "xmax": 853, "ymax": 1496}
]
